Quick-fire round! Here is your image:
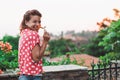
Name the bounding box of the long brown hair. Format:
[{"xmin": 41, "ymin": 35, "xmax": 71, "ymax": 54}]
[{"xmin": 20, "ymin": 9, "xmax": 42, "ymax": 33}]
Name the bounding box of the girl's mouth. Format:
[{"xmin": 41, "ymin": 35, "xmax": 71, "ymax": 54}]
[
  {"xmin": 37, "ymin": 25, "xmax": 46, "ymax": 29},
  {"xmin": 32, "ymin": 25, "xmax": 46, "ymax": 32}
]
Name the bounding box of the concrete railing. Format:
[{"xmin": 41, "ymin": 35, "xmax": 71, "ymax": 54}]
[{"xmin": 0, "ymin": 64, "xmax": 89, "ymax": 80}]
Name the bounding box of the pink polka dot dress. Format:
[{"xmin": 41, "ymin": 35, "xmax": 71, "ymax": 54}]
[{"xmin": 18, "ymin": 29, "xmax": 43, "ymax": 75}]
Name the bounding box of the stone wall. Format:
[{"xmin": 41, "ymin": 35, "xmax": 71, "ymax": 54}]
[
  {"xmin": 0, "ymin": 64, "xmax": 89, "ymax": 80},
  {"xmin": 43, "ymin": 69, "xmax": 88, "ymax": 80}
]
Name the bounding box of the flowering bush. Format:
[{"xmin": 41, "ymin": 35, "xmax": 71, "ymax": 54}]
[
  {"xmin": 0, "ymin": 41, "xmax": 18, "ymax": 71},
  {"xmin": 0, "ymin": 41, "xmax": 12, "ymax": 53}
]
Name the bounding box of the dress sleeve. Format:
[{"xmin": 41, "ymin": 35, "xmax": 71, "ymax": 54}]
[{"xmin": 29, "ymin": 32, "xmax": 40, "ymax": 50}]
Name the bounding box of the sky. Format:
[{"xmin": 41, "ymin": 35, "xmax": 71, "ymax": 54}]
[{"xmin": 0, "ymin": 0, "xmax": 120, "ymax": 39}]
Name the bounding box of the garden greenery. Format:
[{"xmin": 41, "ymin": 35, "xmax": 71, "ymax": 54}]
[
  {"xmin": 99, "ymin": 19, "xmax": 120, "ymax": 60},
  {"xmin": 0, "ymin": 41, "xmax": 18, "ymax": 70}
]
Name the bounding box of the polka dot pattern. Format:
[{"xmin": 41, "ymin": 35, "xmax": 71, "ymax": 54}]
[{"xmin": 18, "ymin": 29, "xmax": 43, "ymax": 75}]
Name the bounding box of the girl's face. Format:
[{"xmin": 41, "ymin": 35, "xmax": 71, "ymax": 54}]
[{"xmin": 25, "ymin": 15, "xmax": 41, "ymax": 32}]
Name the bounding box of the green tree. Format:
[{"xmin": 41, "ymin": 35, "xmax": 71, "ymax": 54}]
[
  {"xmin": 85, "ymin": 8, "xmax": 120, "ymax": 58},
  {"xmin": 99, "ymin": 19, "xmax": 120, "ymax": 59},
  {"xmin": 85, "ymin": 29, "xmax": 108, "ymax": 57},
  {"xmin": 48, "ymin": 38, "xmax": 79, "ymax": 58}
]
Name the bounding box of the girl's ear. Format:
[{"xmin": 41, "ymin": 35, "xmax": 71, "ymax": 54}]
[{"xmin": 25, "ymin": 20, "xmax": 28, "ymax": 26}]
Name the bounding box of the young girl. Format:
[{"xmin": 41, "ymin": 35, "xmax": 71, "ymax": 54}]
[{"xmin": 18, "ymin": 9, "xmax": 50, "ymax": 80}]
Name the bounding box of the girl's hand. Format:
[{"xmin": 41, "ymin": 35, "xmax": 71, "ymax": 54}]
[{"xmin": 43, "ymin": 30, "xmax": 50, "ymax": 42}]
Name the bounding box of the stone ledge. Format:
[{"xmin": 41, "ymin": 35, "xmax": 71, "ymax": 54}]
[
  {"xmin": 0, "ymin": 64, "xmax": 89, "ymax": 80},
  {"xmin": 43, "ymin": 64, "xmax": 89, "ymax": 80},
  {"xmin": 43, "ymin": 64, "xmax": 88, "ymax": 72}
]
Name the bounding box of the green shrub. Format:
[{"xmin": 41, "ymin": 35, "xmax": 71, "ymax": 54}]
[{"xmin": 0, "ymin": 50, "xmax": 18, "ymax": 70}]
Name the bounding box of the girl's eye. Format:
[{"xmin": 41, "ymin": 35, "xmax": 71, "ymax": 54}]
[
  {"xmin": 33, "ymin": 20, "xmax": 41, "ymax": 23},
  {"xmin": 33, "ymin": 20, "xmax": 37, "ymax": 23},
  {"xmin": 39, "ymin": 21, "xmax": 41, "ymax": 23}
]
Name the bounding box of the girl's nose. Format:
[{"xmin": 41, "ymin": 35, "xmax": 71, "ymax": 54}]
[{"xmin": 36, "ymin": 22, "xmax": 40, "ymax": 26}]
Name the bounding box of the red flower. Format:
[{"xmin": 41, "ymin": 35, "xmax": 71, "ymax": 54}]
[{"xmin": 0, "ymin": 41, "xmax": 12, "ymax": 53}]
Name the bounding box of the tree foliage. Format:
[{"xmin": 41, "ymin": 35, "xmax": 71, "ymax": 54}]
[
  {"xmin": 97, "ymin": 8, "xmax": 120, "ymax": 60},
  {"xmin": 85, "ymin": 33, "xmax": 108, "ymax": 57},
  {"xmin": 98, "ymin": 19, "xmax": 120, "ymax": 59},
  {"xmin": 48, "ymin": 38, "xmax": 79, "ymax": 58},
  {"xmin": 85, "ymin": 8, "xmax": 120, "ymax": 58}
]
